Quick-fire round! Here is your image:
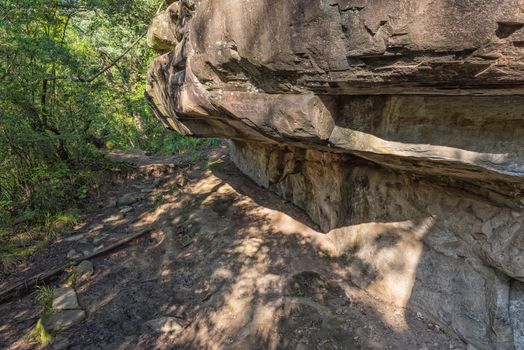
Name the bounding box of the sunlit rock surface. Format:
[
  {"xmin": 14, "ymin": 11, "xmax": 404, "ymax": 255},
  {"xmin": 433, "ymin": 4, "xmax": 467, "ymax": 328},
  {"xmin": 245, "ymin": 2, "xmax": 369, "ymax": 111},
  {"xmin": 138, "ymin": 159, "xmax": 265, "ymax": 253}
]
[{"xmin": 146, "ymin": 1, "xmax": 524, "ymax": 348}]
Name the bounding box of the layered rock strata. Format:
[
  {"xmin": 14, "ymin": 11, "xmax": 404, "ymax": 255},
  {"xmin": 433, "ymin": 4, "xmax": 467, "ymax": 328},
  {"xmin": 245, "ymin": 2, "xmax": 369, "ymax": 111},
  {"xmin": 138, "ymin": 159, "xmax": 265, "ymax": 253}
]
[{"xmin": 145, "ymin": 1, "xmax": 524, "ymax": 348}]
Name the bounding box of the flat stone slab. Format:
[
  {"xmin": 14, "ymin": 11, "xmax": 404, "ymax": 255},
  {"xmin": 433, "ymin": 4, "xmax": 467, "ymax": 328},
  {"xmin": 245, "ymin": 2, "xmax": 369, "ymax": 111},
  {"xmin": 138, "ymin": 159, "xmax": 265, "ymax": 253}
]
[
  {"xmin": 44, "ymin": 309, "xmax": 86, "ymax": 332},
  {"xmin": 52, "ymin": 288, "xmax": 79, "ymax": 310}
]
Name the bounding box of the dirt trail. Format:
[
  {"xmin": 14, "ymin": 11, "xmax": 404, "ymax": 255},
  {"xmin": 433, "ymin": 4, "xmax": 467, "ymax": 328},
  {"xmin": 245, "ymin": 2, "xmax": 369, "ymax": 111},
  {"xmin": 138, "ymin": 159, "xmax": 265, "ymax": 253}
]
[{"xmin": 0, "ymin": 144, "xmax": 466, "ymax": 350}]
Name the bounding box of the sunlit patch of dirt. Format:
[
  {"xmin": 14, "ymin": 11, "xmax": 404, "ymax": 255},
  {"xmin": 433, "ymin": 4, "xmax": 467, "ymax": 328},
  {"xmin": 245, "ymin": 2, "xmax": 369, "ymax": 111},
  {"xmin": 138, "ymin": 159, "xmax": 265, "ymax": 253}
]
[{"xmin": 0, "ymin": 143, "xmax": 465, "ymax": 350}]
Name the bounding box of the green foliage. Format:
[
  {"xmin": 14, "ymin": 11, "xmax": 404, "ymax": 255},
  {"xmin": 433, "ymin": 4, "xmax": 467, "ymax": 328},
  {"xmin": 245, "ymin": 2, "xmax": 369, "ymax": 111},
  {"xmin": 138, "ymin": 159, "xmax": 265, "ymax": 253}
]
[
  {"xmin": 0, "ymin": 0, "xmax": 216, "ymax": 268},
  {"xmin": 0, "ymin": 0, "xmax": 159, "ymax": 212},
  {"xmin": 35, "ymin": 285, "xmax": 54, "ymax": 312},
  {"xmin": 154, "ymin": 194, "xmax": 165, "ymax": 204},
  {"xmin": 207, "ymin": 158, "xmax": 225, "ymax": 169},
  {"xmin": 31, "ymin": 285, "xmax": 55, "ymax": 345},
  {"xmin": 67, "ymin": 270, "xmax": 78, "ymax": 286},
  {"xmin": 146, "ymin": 134, "xmax": 220, "ymax": 158},
  {"xmin": 29, "ymin": 317, "xmax": 55, "ymax": 346},
  {"xmin": 0, "ymin": 208, "xmax": 81, "ymax": 270}
]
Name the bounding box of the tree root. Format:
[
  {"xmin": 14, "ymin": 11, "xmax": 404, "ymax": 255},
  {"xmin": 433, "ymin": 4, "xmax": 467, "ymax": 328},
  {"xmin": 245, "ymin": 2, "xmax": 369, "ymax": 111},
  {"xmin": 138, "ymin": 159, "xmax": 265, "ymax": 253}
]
[{"xmin": 0, "ymin": 228, "xmax": 154, "ymax": 304}]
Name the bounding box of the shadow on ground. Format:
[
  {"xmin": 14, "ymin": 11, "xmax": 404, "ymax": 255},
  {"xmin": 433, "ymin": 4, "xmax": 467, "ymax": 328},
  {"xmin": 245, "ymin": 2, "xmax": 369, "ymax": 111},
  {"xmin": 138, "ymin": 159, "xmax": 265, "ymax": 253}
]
[{"xmin": 0, "ymin": 144, "xmax": 464, "ymax": 350}]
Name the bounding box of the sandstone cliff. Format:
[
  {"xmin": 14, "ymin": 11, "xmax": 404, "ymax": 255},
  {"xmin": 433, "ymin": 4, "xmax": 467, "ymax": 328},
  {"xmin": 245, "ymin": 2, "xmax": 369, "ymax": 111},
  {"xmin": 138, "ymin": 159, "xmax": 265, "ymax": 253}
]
[{"xmin": 146, "ymin": 1, "xmax": 524, "ymax": 349}]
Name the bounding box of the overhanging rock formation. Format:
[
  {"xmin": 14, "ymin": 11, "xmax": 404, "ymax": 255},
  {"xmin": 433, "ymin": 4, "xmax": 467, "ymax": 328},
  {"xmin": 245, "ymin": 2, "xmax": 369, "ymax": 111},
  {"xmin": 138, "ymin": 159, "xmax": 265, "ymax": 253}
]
[{"xmin": 145, "ymin": 1, "xmax": 524, "ymax": 348}]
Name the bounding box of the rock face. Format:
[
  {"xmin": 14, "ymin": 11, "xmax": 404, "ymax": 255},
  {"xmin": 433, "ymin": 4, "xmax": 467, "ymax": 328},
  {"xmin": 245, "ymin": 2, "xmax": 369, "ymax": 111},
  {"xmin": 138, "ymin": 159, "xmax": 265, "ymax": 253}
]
[{"xmin": 146, "ymin": 1, "xmax": 524, "ymax": 349}]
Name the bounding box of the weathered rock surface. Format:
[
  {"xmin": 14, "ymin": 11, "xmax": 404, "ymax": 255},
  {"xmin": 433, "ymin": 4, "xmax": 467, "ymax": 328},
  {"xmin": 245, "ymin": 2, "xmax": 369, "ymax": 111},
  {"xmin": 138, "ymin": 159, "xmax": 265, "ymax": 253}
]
[
  {"xmin": 230, "ymin": 141, "xmax": 524, "ymax": 350},
  {"xmin": 45, "ymin": 288, "xmax": 85, "ymax": 333},
  {"xmin": 146, "ymin": 1, "xmax": 524, "ymax": 349},
  {"xmin": 52, "ymin": 288, "xmax": 80, "ymax": 311},
  {"xmin": 43, "ymin": 310, "xmax": 86, "ymax": 332}
]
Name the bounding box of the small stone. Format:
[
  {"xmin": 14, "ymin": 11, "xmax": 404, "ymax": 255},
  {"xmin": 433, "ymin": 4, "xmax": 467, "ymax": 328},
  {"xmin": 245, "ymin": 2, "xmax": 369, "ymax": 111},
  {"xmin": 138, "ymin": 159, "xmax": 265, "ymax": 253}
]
[
  {"xmin": 52, "ymin": 288, "xmax": 80, "ymax": 310},
  {"xmin": 119, "ymin": 206, "xmax": 134, "ymax": 215},
  {"xmin": 63, "ymin": 233, "xmax": 85, "ymax": 242},
  {"xmin": 466, "ymin": 345, "xmax": 479, "ymax": 350},
  {"xmin": 75, "ymin": 260, "xmax": 94, "ymax": 280},
  {"xmin": 66, "ymin": 249, "xmax": 80, "ymax": 260},
  {"xmin": 145, "ymin": 317, "xmax": 184, "ymax": 334},
  {"xmin": 512, "ymin": 211, "xmax": 522, "ymax": 219},
  {"xmin": 416, "ymin": 311, "xmax": 423, "ymax": 319},
  {"xmin": 93, "ymin": 234, "xmax": 108, "ymax": 245},
  {"xmin": 117, "ymin": 193, "xmax": 144, "ymax": 206},
  {"xmin": 43, "ymin": 309, "xmax": 85, "ymax": 332}
]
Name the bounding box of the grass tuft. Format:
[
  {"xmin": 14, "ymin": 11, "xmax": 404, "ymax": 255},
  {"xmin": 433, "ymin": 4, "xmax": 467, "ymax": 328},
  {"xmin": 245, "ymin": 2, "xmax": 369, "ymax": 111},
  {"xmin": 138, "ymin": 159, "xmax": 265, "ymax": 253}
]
[
  {"xmin": 0, "ymin": 209, "xmax": 81, "ymax": 272},
  {"xmin": 29, "ymin": 285, "xmax": 55, "ymax": 345},
  {"xmin": 66, "ymin": 271, "xmax": 78, "ymax": 287},
  {"xmin": 29, "ymin": 317, "xmax": 54, "ymax": 346},
  {"xmin": 35, "ymin": 285, "xmax": 54, "ymax": 312}
]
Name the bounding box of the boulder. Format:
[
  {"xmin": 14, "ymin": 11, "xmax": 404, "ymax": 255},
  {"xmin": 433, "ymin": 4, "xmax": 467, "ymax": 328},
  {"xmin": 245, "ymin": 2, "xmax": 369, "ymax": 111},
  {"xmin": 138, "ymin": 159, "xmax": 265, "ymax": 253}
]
[{"xmin": 145, "ymin": 1, "xmax": 524, "ymax": 348}]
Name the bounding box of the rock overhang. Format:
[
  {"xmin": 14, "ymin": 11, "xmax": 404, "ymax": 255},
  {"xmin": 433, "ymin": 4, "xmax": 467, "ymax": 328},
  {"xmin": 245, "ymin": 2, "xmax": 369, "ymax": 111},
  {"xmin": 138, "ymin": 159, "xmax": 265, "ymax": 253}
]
[
  {"xmin": 145, "ymin": 0, "xmax": 524, "ymax": 203},
  {"xmin": 145, "ymin": 1, "xmax": 524, "ymax": 348}
]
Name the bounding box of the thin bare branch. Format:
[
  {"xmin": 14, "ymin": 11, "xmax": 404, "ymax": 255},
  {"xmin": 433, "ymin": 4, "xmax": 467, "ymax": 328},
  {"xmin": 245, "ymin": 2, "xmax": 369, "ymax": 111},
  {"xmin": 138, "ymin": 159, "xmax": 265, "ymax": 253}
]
[{"xmin": 43, "ymin": 31, "xmax": 147, "ymax": 83}]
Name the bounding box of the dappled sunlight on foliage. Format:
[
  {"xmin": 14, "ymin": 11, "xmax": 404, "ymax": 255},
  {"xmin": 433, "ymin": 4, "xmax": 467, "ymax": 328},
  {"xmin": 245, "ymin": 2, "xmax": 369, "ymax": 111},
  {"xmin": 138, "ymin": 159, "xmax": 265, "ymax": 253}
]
[{"xmin": 0, "ymin": 0, "xmax": 212, "ymax": 262}]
